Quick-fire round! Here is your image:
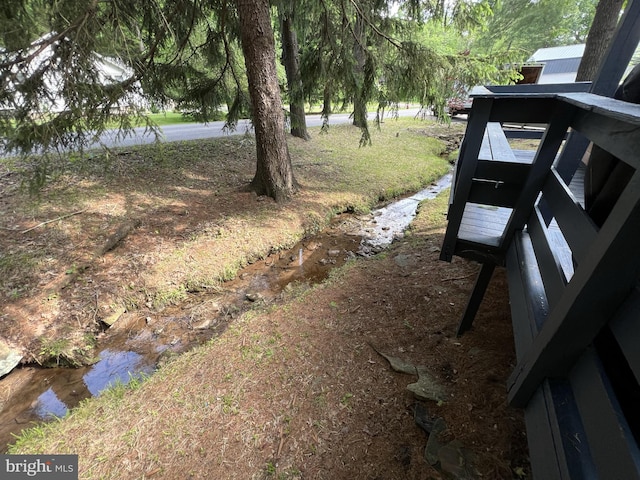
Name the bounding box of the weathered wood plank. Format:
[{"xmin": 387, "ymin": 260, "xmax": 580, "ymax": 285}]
[
  {"xmin": 569, "ymin": 106, "xmax": 640, "ymax": 170},
  {"xmin": 569, "ymin": 348, "xmax": 640, "ymax": 479},
  {"xmin": 457, "ymin": 227, "xmax": 503, "ymax": 247},
  {"xmin": 542, "ymin": 170, "xmax": 596, "ymax": 264},
  {"xmin": 527, "ymin": 206, "xmax": 567, "ymax": 308},
  {"xmin": 440, "ymin": 97, "xmax": 494, "ymax": 262},
  {"xmin": 561, "ymin": 92, "xmax": 640, "ymax": 124},
  {"xmin": 479, "ymin": 127, "xmax": 492, "ymax": 160},
  {"xmin": 523, "ymin": 383, "xmax": 570, "ymax": 480},
  {"xmin": 508, "ymin": 173, "xmax": 640, "ymax": 408},
  {"xmin": 506, "ymin": 235, "xmax": 542, "ymax": 358},
  {"xmin": 545, "ymin": 378, "xmax": 599, "ymax": 479},
  {"xmin": 459, "ymin": 204, "xmax": 511, "ymax": 228},
  {"xmin": 484, "ymin": 122, "xmax": 517, "ymax": 162},
  {"xmin": 567, "ymin": 165, "xmax": 585, "ymax": 207},
  {"xmin": 458, "ymin": 204, "xmax": 511, "ymax": 248},
  {"xmin": 499, "ymin": 102, "xmax": 577, "ymax": 250},
  {"xmin": 524, "ymin": 378, "xmax": 601, "ymax": 480},
  {"xmin": 545, "ymin": 224, "xmax": 574, "ymax": 282},
  {"xmin": 513, "ymin": 149, "xmax": 536, "ymax": 164},
  {"xmin": 481, "ymin": 83, "xmax": 591, "ymax": 96}
]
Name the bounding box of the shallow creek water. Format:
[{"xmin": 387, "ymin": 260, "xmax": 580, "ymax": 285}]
[{"xmin": 0, "ymin": 173, "xmax": 452, "ymax": 450}]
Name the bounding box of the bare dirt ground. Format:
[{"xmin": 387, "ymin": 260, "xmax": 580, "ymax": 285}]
[
  {"xmin": 0, "ymin": 122, "xmax": 530, "ymax": 478},
  {"xmin": 234, "ymin": 213, "xmax": 530, "ymax": 480}
]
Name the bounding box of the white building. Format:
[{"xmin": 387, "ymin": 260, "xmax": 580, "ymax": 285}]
[
  {"xmin": 2, "ymin": 34, "xmax": 145, "ymax": 114},
  {"xmin": 528, "ymin": 44, "xmax": 585, "ymax": 84}
]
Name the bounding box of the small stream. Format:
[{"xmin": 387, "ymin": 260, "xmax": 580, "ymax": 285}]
[{"xmin": 0, "ymin": 173, "xmax": 452, "ymax": 451}]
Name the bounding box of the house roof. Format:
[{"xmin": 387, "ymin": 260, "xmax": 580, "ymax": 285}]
[
  {"xmin": 527, "ymin": 44, "xmax": 585, "ymax": 84},
  {"xmin": 528, "ymin": 44, "xmax": 585, "ymax": 62}
]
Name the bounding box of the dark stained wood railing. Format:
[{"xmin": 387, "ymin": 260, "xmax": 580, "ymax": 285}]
[{"xmin": 440, "ymin": 89, "xmax": 640, "ymax": 478}]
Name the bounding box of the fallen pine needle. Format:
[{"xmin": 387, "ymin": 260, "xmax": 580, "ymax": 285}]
[{"xmin": 21, "ymin": 209, "xmax": 87, "ymax": 234}]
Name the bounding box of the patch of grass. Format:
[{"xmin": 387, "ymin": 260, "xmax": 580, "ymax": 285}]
[
  {"xmin": 323, "ymin": 258, "xmax": 358, "ymax": 285},
  {"xmin": 146, "ymin": 111, "xmax": 199, "ymax": 126},
  {"xmin": 304, "ymin": 119, "xmax": 451, "ymax": 201},
  {"xmin": 5, "ymin": 116, "xmax": 460, "ymax": 474},
  {"xmin": 413, "ymin": 188, "xmax": 451, "ymax": 231},
  {"xmin": 340, "ymin": 392, "xmax": 354, "ymax": 406},
  {"xmin": 220, "ymin": 393, "xmax": 240, "ymax": 415},
  {"xmin": 0, "ymin": 251, "xmax": 44, "ymax": 299},
  {"xmin": 36, "ymin": 333, "xmax": 97, "ymax": 367},
  {"xmin": 151, "ymin": 285, "xmax": 188, "ymax": 309},
  {"xmin": 38, "ymin": 337, "xmax": 71, "ymax": 367},
  {"xmin": 8, "ymin": 419, "xmax": 61, "ymax": 452}
]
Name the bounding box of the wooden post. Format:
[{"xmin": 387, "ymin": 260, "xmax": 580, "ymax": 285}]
[{"xmin": 456, "ymin": 262, "xmax": 495, "ymax": 336}]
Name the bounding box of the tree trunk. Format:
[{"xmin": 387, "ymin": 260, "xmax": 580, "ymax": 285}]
[
  {"xmin": 280, "ymin": 11, "xmax": 310, "ymax": 140},
  {"xmin": 352, "ymin": 11, "xmax": 368, "ymax": 129},
  {"xmin": 576, "ymin": 0, "xmax": 625, "ymax": 82},
  {"xmin": 236, "ymin": 0, "xmax": 298, "ymax": 202},
  {"xmin": 323, "ymin": 83, "xmax": 333, "ymax": 117}
]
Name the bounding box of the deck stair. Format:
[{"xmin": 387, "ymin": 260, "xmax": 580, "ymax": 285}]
[
  {"xmin": 439, "ymin": 64, "xmax": 640, "ymax": 480},
  {"xmin": 437, "ymin": 4, "xmax": 640, "ymax": 476}
]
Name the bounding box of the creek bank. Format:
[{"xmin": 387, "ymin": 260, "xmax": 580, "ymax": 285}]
[{"xmin": 0, "ymin": 174, "xmax": 453, "ymax": 451}]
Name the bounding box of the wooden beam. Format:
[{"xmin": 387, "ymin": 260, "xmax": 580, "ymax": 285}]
[
  {"xmin": 440, "ymin": 97, "xmax": 493, "ymax": 262},
  {"xmin": 456, "ymin": 262, "xmax": 495, "ymax": 336},
  {"xmin": 499, "ymin": 101, "xmax": 576, "ymax": 250},
  {"xmin": 542, "ymin": 169, "xmax": 597, "ymax": 264},
  {"xmin": 567, "ymin": 106, "xmax": 640, "ymax": 172},
  {"xmin": 508, "ymin": 171, "xmax": 640, "ymax": 407},
  {"xmin": 485, "ymin": 83, "xmax": 591, "ymax": 95},
  {"xmin": 569, "ymin": 348, "xmax": 640, "ymax": 478},
  {"xmin": 523, "ymin": 382, "xmax": 571, "ymax": 480},
  {"xmin": 527, "ymin": 206, "xmax": 568, "ymax": 308}
]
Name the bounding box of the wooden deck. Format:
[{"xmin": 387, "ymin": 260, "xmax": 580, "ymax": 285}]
[
  {"xmin": 459, "ymin": 164, "xmax": 584, "ymax": 280},
  {"xmin": 438, "ymin": 4, "xmax": 640, "ymax": 477},
  {"xmin": 441, "ymin": 87, "xmax": 640, "ymax": 479},
  {"xmin": 458, "ymin": 137, "xmax": 585, "ymax": 262}
]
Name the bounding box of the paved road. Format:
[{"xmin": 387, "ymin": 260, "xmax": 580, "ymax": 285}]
[{"xmin": 97, "ymin": 108, "xmax": 424, "ymax": 148}]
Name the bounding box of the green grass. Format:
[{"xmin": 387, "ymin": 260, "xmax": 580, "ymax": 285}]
[
  {"xmin": 0, "ymin": 116, "xmax": 459, "ymax": 315},
  {"xmin": 145, "ymin": 111, "xmax": 200, "ymax": 126},
  {"xmin": 4, "ymin": 116, "xmax": 462, "ymax": 472}
]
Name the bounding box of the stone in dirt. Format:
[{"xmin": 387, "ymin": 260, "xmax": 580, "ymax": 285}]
[
  {"xmin": 393, "ymin": 254, "xmax": 417, "ymax": 268},
  {"xmin": 102, "ymin": 306, "xmax": 127, "ymax": 327},
  {"xmin": 245, "ymin": 292, "xmax": 264, "ymax": 302},
  {"xmin": 0, "ymin": 339, "xmax": 22, "ymax": 377},
  {"xmin": 192, "ymin": 318, "xmax": 215, "ymax": 330},
  {"xmin": 372, "ymin": 346, "xmax": 447, "ymax": 401},
  {"xmin": 414, "ymin": 402, "xmax": 438, "ymax": 433},
  {"xmin": 370, "ymin": 345, "xmax": 417, "ymax": 375},
  {"xmin": 437, "ymin": 439, "xmax": 478, "ymax": 480},
  {"xmin": 424, "ymin": 417, "xmax": 447, "ymax": 465},
  {"xmin": 407, "ymin": 366, "xmax": 447, "ymax": 402}
]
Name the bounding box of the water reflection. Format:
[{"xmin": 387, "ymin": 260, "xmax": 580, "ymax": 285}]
[
  {"xmin": 30, "ymin": 349, "xmax": 154, "ymax": 421},
  {"xmin": 32, "ymin": 389, "xmax": 67, "ymax": 419},
  {"xmin": 1, "ymin": 172, "xmax": 455, "ymax": 450},
  {"xmin": 83, "ymin": 349, "xmax": 150, "ymax": 397}
]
